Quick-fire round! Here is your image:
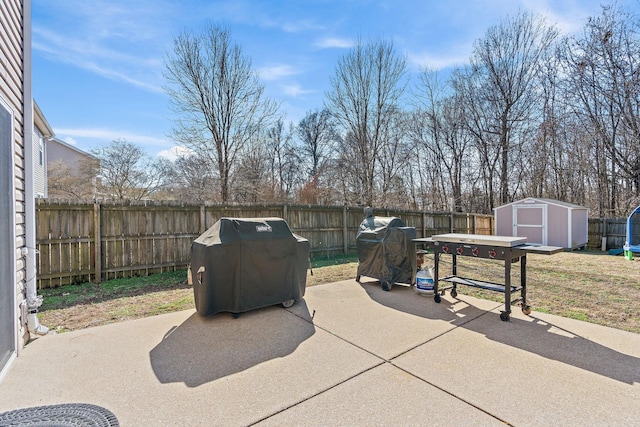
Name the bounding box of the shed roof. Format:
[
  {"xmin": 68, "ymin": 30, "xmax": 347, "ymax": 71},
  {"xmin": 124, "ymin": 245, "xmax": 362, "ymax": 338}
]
[{"xmin": 494, "ymin": 197, "xmax": 588, "ymax": 211}]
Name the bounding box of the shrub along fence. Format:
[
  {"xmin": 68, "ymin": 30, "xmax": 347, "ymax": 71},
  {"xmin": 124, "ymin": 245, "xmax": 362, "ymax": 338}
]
[{"xmin": 35, "ymin": 200, "xmax": 494, "ymax": 289}]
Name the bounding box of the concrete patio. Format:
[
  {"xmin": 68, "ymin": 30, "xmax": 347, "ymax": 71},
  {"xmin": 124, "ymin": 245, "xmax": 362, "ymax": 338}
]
[{"xmin": 1, "ymin": 279, "xmax": 639, "ymax": 426}]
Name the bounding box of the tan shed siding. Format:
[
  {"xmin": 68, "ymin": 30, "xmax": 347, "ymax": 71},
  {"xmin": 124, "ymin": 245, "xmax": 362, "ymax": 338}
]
[
  {"xmin": 546, "ymin": 204, "xmax": 567, "ymax": 247},
  {"xmin": 1, "ymin": 0, "xmax": 28, "ymax": 350},
  {"xmin": 494, "ymin": 205, "xmax": 513, "ymax": 236},
  {"xmin": 572, "ymin": 208, "xmax": 589, "ymax": 247}
]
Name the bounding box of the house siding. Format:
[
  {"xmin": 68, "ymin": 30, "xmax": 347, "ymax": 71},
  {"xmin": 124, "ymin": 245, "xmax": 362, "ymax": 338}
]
[
  {"xmin": 0, "ymin": 0, "xmax": 29, "ymax": 370},
  {"xmin": 47, "ymin": 138, "xmax": 97, "ymax": 172},
  {"xmin": 33, "ymin": 101, "xmax": 53, "ymax": 198},
  {"xmin": 33, "ymin": 128, "xmax": 46, "ymax": 197}
]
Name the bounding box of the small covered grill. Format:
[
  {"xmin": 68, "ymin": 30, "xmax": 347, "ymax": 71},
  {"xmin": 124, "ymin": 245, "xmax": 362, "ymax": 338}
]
[
  {"xmin": 189, "ymin": 217, "xmax": 310, "ymax": 317},
  {"xmin": 355, "ymin": 209, "xmax": 416, "ymax": 291}
]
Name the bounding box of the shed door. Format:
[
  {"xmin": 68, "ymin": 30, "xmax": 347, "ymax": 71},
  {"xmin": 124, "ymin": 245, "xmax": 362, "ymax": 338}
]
[
  {"xmin": 513, "ymin": 204, "xmax": 547, "ymax": 245},
  {"xmin": 0, "ymin": 102, "xmax": 15, "ymax": 373}
]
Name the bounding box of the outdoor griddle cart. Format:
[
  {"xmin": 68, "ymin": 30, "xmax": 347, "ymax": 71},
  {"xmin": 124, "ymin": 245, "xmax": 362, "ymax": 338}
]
[{"xmin": 416, "ymin": 233, "xmax": 562, "ymax": 321}]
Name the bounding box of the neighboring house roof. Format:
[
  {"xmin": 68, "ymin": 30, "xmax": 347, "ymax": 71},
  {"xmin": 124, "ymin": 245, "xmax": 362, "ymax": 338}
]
[
  {"xmin": 34, "ymin": 100, "xmax": 54, "ymax": 138},
  {"xmin": 47, "ymin": 137, "xmax": 98, "ymax": 161},
  {"xmin": 47, "ymin": 138, "xmax": 99, "ymax": 180}
]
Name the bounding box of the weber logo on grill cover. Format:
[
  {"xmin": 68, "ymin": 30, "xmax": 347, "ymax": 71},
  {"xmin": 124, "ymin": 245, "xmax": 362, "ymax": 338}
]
[{"xmin": 256, "ymin": 225, "xmax": 272, "ymax": 232}]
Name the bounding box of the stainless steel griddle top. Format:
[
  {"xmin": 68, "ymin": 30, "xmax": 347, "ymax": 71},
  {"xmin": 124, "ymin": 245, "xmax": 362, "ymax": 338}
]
[{"xmin": 431, "ymin": 233, "xmax": 527, "ymax": 248}]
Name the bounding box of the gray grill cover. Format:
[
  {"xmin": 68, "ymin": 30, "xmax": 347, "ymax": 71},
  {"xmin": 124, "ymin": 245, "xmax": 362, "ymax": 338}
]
[
  {"xmin": 356, "ymin": 216, "xmax": 416, "ymax": 285},
  {"xmin": 190, "ymin": 217, "xmax": 310, "ymax": 316}
]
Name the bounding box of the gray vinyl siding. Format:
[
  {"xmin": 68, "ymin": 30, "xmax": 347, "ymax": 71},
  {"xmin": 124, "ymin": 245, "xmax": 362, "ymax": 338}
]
[
  {"xmin": 33, "ymin": 128, "xmax": 46, "ymax": 197},
  {"xmin": 0, "ymin": 0, "xmax": 29, "ymax": 373}
]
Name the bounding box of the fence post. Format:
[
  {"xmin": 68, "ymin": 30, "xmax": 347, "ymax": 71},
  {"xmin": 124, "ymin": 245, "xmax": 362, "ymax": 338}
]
[
  {"xmin": 283, "ymin": 204, "xmax": 288, "ymax": 222},
  {"xmin": 422, "ymin": 211, "xmax": 427, "ymax": 238},
  {"xmin": 200, "ymin": 205, "xmax": 206, "ymax": 233},
  {"xmin": 93, "ymin": 202, "xmax": 102, "ymax": 284},
  {"xmin": 343, "ymin": 206, "xmax": 348, "ymax": 254}
]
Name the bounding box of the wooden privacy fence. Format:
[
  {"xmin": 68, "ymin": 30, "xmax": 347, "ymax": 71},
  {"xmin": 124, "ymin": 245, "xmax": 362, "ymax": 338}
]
[
  {"xmin": 588, "ymin": 217, "xmax": 640, "ymax": 251},
  {"xmin": 35, "ymin": 201, "xmax": 494, "ymax": 289}
]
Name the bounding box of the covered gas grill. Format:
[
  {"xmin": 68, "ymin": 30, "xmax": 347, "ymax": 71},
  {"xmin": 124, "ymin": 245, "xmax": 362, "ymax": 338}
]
[
  {"xmin": 355, "ymin": 210, "xmax": 416, "ymax": 291},
  {"xmin": 420, "ymin": 233, "xmax": 562, "ymax": 321},
  {"xmin": 189, "ymin": 217, "xmax": 310, "ymax": 317}
]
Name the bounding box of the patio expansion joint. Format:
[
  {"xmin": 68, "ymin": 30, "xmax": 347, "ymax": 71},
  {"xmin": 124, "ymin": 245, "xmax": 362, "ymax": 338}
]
[
  {"xmin": 387, "ymin": 360, "xmax": 515, "ymax": 426},
  {"xmin": 251, "ymin": 307, "xmax": 510, "ymax": 427},
  {"xmin": 284, "ymin": 307, "xmax": 391, "ymax": 361},
  {"xmin": 389, "ymin": 304, "xmax": 500, "ymax": 361},
  {"xmin": 275, "ymin": 307, "xmax": 512, "ymax": 426},
  {"xmin": 246, "ymin": 361, "xmax": 386, "ymax": 426},
  {"xmin": 384, "ymin": 308, "xmax": 513, "ymax": 426}
]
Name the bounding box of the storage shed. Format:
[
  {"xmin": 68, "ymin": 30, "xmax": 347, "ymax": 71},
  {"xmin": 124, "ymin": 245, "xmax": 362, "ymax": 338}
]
[{"xmin": 494, "ymin": 198, "xmax": 588, "ymax": 250}]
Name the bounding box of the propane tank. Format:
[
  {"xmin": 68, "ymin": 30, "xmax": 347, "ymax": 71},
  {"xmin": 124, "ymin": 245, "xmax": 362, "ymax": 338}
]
[{"xmin": 415, "ymin": 267, "xmax": 434, "ymax": 295}]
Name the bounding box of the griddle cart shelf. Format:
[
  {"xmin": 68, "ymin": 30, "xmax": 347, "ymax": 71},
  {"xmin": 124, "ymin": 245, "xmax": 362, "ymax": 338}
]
[
  {"xmin": 440, "ymin": 276, "xmax": 522, "ymax": 296},
  {"xmin": 431, "ymin": 234, "xmax": 539, "ymax": 322}
]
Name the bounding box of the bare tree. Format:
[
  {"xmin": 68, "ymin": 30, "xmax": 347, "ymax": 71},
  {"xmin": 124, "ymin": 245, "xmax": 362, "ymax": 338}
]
[
  {"xmin": 164, "ymin": 24, "xmax": 278, "ymax": 202},
  {"xmin": 377, "ymin": 109, "xmax": 413, "ymax": 208},
  {"xmin": 233, "ymin": 135, "xmax": 270, "ymax": 203},
  {"xmin": 559, "ymin": 5, "xmax": 640, "ymax": 216},
  {"xmin": 296, "ymin": 109, "xmax": 337, "ymax": 178},
  {"xmin": 412, "ymin": 69, "xmax": 474, "ymax": 212},
  {"xmin": 167, "ymin": 154, "xmax": 218, "ymax": 203},
  {"xmin": 465, "ymin": 11, "xmax": 557, "ymax": 209},
  {"xmin": 264, "ymin": 120, "xmax": 302, "ymax": 202},
  {"xmin": 326, "ymin": 38, "xmax": 408, "ymax": 206},
  {"xmin": 451, "ymin": 65, "xmax": 503, "ymax": 213},
  {"xmin": 93, "ymin": 139, "xmax": 170, "ymax": 201},
  {"xmin": 47, "ymin": 157, "xmax": 100, "ymax": 201}
]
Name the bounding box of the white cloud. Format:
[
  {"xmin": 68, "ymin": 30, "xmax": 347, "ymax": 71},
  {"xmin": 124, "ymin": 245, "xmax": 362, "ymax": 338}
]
[
  {"xmin": 32, "ymin": 7, "xmax": 166, "ymax": 93},
  {"xmin": 281, "ymin": 84, "xmax": 315, "ymax": 97},
  {"xmin": 54, "ymin": 127, "xmax": 167, "ymax": 147},
  {"xmin": 157, "ymin": 145, "xmax": 194, "ymax": 161},
  {"xmin": 314, "ymin": 37, "xmax": 353, "ymax": 49},
  {"xmin": 407, "ymin": 50, "xmax": 470, "ymax": 71},
  {"xmin": 281, "ymin": 20, "xmax": 326, "ymax": 33},
  {"xmin": 62, "ymin": 137, "xmax": 77, "ymax": 146},
  {"xmin": 521, "ymin": 0, "xmax": 594, "ymax": 35},
  {"xmin": 258, "ymin": 64, "xmax": 300, "ymax": 81}
]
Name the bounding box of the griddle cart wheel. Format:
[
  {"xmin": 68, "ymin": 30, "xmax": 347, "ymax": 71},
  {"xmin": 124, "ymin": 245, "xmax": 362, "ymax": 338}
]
[
  {"xmin": 499, "ymin": 312, "xmax": 510, "ymax": 321},
  {"xmin": 282, "ymin": 299, "xmax": 295, "ymax": 308},
  {"xmin": 434, "ymin": 293, "xmax": 442, "ymax": 303},
  {"xmin": 450, "ymin": 289, "xmax": 458, "ymax": 298},
  {"xmin": 381, "ymin": 280, "xmax": 392, "ymax": 291},
  {"xmin": 521, "ymin": 305, "xmax": 532, "ymax": 315}
]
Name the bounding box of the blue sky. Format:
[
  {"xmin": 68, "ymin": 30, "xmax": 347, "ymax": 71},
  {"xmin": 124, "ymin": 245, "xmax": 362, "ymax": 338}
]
[{"xmin": 32, "ymin": 0, "xmax": 638, "ymax": 160}]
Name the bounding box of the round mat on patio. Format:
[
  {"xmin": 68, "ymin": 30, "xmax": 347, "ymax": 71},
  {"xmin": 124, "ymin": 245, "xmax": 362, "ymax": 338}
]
[{"xmin": 0, "ymin": 403, "xmax": 119, "ymax": 426}]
